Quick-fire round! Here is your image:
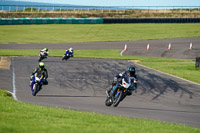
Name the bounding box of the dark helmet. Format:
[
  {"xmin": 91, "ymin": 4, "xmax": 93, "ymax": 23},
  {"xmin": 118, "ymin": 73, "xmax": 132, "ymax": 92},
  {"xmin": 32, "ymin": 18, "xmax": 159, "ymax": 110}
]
[
  {"xmin": 127, "ymin": 65, "xmax": 135, "ymax": 77},
  {"xmin": 39, "ymin": 62, "xmax": 45, "ymax": 70}
]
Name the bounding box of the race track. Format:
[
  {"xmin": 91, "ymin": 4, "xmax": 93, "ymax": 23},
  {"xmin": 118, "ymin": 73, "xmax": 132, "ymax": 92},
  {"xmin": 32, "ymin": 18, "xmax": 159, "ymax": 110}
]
[{"xmin": 1, "ymin": 38, "xmax": 200, "ymax": 128}]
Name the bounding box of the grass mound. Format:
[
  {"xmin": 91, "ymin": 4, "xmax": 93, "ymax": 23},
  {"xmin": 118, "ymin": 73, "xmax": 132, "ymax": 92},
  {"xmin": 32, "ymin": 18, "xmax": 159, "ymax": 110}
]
[{"xmin": 0, "ymin": 89, "xmax": 199, "ymax": 133}]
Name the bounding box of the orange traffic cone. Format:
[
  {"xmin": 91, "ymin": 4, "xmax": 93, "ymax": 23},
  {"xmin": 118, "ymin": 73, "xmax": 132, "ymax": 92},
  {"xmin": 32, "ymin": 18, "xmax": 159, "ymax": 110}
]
[
  {"xmin": 168, "ymin": 43, "xmax": 171, "ymax": 50},
  {"xmin": 147, "ymin": 43, "xmax": 150, "ymax": 50},
  {"xmin": 189, "ymin": 42, "xmax": 192, "ymax": 50},
  {"xmin": 124, "ymin": 44, "xmax": 127, "ymax": 51}
]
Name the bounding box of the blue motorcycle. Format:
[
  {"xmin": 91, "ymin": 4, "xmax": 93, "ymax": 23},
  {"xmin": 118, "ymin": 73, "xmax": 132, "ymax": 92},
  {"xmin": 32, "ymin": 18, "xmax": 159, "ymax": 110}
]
[
  {"xmin": 30, "ymin": 72, "xmax": 44, "ymax": 96},
  {"xmin": 62, "ymin": 50, "xmax": 73, "ymax": 61}
]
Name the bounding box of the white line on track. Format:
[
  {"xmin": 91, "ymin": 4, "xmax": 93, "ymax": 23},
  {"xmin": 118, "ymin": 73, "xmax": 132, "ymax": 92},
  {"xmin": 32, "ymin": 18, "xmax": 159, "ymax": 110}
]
[{"xmin": 12, "ymin": 58, "xmax": 17, "ymax": 101}]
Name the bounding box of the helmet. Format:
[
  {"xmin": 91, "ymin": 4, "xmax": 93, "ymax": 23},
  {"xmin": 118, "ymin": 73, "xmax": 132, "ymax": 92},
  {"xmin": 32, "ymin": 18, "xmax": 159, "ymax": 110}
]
[
  {"xmin": 43, "ymin": 48, "xmax": 48, "ymax": 52},
  {"xmin": 69, "ymin": 48, "xmax": 73, "ymax": 52},
  {"xmin": 127, "ymin": 65, "xmax": 135, "ymax": 77},
  {"xmin": 39, "ymin": 62, "xmax": 45, "ymax": 70}
]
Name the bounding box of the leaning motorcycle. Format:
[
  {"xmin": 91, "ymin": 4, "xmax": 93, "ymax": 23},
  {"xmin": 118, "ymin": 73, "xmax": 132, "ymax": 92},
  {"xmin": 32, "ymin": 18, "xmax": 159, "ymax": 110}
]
[
  {"xmin": 62, "ymin": 50, "xmax": 73, "ymax": 61},
  {"xmin": 30, "ymin": 72, "xmax": 44, "ymax": 96},
  {"xmin": 105, "ymin": 76, "xmax": 132, "ymax": 107},
  {"xmin": 62, "ymin": 54, "xmax": 71, "ymax": 61},
  {"xmin": 38, "ymin": 51, "xmax": 48, "ymax": 62}
]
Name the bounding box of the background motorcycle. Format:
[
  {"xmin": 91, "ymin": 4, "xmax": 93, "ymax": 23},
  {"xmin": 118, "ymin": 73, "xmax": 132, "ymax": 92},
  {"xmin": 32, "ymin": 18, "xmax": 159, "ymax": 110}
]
[
  {"xmin": 105, "ymin": 76, "xmax": 132, "ymax": 107},
  {"xmin": 30, "ymin": 72, "xmax": 44, "ymax": 96},
  {"xmin": 62, "ymin": 54, "xmax": 71, "ymax": 61},
  {"xmin": 38, "ymin": 51, "xmax": 48, "ymax": 62},
  {"xmin": 62, "ymin": 51, "xmax": 73, "ymax": 61}
]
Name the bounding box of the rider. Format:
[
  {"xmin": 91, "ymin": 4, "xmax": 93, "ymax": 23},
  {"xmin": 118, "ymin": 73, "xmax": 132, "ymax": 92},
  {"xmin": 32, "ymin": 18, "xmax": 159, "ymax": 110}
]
[
  {"xmin": 40, "ymin": 48, "xmax": 49, "ymax": 57},
  {"xmin": 106, "ymin": 65, "xmax": 138, "ymax": 97},
  {"xmin": 65, "ymin": 47, "xmax": 73, "ymax": 57},
  {"xmin": 30, "ymin": 62, "xmax": 48, "ymax": 86}
]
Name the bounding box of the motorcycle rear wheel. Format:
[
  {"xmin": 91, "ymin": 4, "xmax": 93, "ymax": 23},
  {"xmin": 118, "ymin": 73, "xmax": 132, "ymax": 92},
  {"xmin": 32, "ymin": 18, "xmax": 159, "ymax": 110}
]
[{"xmin": 38, "ymin": 56, "xmax": 46, "ymax": 62}]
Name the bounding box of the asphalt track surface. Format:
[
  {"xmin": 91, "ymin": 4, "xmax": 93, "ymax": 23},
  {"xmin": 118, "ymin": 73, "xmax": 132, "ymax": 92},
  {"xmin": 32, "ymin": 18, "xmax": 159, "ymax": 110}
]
[
  {"xmin": 1, "ymin": 37, "xmax": 200, "ymax": 59},
  {"xmin": 0, "ymin": 37, "xmax": 200, "ymax": 128}
]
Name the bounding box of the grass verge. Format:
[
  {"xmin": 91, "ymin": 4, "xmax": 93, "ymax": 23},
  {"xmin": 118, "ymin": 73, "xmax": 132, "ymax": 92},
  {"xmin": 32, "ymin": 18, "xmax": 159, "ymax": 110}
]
[
  {"xmin": 0, "ymin": 23, "xmax": 200, "ymax": 43},
  {"xmin": 0, "ymin": 49, "xmax": 200, "ymax": 84},
  {"xmin": 0, "ymin": 89, "xmax": 200, "ymax": 133}
]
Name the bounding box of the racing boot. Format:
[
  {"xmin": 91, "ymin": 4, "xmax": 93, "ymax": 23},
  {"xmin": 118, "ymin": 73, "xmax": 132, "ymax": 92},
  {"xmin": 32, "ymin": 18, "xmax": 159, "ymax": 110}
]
[
  {"xmin": 106, "ymin": 90, "xmax": 111, "ymax": 98},
  {"xmin": 29, "ymin": 80, "xmax": 32, "ymax": 87},
  {"xmin": 29, "ymin": 75, "xmax": 33, "ymax": 87}
]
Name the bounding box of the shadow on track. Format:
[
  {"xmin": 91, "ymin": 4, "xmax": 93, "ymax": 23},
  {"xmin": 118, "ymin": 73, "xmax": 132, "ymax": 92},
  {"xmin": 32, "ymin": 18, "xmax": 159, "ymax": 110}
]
[
  {"xmin": 37, "ymin": 94, "xmax": 104, "ymax": 98},
  {"xmin": 137, "ymin": 69, "xmax": 195, "ymax": 100}
]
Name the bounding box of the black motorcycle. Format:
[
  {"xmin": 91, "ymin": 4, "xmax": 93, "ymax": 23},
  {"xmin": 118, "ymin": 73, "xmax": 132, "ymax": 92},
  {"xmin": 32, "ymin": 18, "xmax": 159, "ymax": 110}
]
[
  {"xmin": 38, "ymin": 51, "xmax": 48, "ymax": 62},
  {"xmin": 62, "ymin": 54, "xmax": 71, "ymax": 61},
  {"xmin": 105, "ymin": 76, "xmax": 132, "ymax": 107}
]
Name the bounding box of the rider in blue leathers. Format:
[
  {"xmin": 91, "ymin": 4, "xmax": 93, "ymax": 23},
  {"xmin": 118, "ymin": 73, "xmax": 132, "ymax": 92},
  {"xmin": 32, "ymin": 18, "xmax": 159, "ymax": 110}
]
[{"xmin": 106, "ymin": 65, "xmax": 138, "ymax": 97}]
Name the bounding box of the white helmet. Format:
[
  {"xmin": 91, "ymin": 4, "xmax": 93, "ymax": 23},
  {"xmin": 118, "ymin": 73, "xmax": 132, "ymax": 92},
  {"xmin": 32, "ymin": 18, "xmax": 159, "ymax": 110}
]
[{"xmin": 69, "ymin": 48, "xmax": 73, "ymax": 52}]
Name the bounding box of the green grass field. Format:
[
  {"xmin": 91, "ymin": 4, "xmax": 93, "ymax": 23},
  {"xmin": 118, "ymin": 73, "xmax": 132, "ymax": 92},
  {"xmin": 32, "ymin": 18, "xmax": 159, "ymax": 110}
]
[
  {"xmin": 0, "ymin": 23, "xmax": 200, "ymax": 43},
  {"xmin": 1, "ymin": 89, "xmax": 200, "ymax": 133}
]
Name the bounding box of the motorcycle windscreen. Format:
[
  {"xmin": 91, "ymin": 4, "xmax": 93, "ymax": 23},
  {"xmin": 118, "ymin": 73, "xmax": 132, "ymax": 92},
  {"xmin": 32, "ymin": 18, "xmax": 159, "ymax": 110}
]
[{"xmin": 122, "ymin": 76, "xmax": 131, "ymax": 88}]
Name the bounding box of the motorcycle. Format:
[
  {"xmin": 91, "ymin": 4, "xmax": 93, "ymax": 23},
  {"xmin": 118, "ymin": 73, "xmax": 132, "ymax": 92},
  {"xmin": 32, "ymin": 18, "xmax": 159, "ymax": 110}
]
[
  {"xmin": 105, "ymin": 75, "xmax": 133, "ymax": 107},
  {"xmin": 30, "ymin": 72, "xmax": 44, "ymax": 96},
  {"xmin": 62, "ymin": 51, "xmax": 73, "ymax": 61},
  {"xmin": 38, "ymin": 51, "xmax": 48, "ymax": 62}
]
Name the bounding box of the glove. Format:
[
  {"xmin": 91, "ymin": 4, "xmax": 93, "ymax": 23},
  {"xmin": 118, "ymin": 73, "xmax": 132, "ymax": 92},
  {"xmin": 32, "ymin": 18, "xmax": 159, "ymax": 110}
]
[{"xmin": 114, "ymin": 77, "xmax": 118, "ymax": 82}]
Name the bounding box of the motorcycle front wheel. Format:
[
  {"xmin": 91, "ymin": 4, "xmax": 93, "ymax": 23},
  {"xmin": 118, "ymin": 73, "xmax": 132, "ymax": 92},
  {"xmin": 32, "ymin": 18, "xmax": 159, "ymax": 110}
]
[
  {"xmin": 113, "ymin": 91, "xmax": 123, "ymax": 107},
  {"xmin": 105, "ymin": 97, "xmax": 112, "ymax": 106},
  {"xmin": 62, "ymin": 56, "xmax": 70, "ymax": 61},
  {"xmin": 38, "ymin": 57, "xmax": 42, "ymax": 62},
  {"xmin": 38, "ymin": 56, "xmax": 46, "ymax": 62},
  {"xmin": 32, "ymin": 83, "xmax": 40, "ymax": 96}
]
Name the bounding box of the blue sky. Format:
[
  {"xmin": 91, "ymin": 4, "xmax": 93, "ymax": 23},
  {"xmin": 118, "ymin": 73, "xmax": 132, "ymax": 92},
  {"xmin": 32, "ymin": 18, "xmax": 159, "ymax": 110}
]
[{"xmin": 13, "ymin": 0, "xmax": 200, "ymax": 6}]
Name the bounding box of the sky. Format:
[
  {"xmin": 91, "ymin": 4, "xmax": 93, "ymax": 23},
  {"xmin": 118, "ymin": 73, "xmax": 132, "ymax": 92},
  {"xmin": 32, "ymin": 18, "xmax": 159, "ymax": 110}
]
[{"xmin": 12, "ymin": 0, "xmax": 200, "ymax": 6}]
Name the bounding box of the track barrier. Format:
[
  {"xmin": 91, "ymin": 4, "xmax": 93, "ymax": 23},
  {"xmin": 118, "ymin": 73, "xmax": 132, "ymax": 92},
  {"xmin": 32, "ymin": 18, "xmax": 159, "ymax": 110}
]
[
  {"xmin": 195, "ymin": 57, "xmax": 200, "ymax": 68},
  {"xmin": 104, "ymin": 18, "xmax": 200, "ymax": 24},
  {"xmin": 1, "ymin": 18, "xmax": 200, "ymax": 25},
  {"xmin": 0, "ymin": 18, "xmax": 103, "ymax": 25}
]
